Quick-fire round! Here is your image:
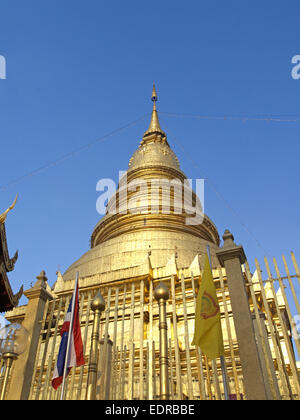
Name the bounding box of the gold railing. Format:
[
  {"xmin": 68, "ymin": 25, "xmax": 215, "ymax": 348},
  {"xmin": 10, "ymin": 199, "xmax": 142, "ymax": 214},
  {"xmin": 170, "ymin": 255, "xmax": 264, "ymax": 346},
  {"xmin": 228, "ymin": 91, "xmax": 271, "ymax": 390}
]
[{"xmin": 25, "ymin": 252, "xmax": 300, "ymax": 400}]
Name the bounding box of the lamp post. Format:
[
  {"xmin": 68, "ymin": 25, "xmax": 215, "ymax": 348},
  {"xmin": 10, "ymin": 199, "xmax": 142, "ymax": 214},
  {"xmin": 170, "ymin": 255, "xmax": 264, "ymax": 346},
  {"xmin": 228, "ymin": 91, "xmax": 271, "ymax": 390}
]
[
  {"xmin": 0, "ymin": 323, "xmax": 29, "ymax": 400},
  {"xmin": 86, "ymin": 290, "xmax": 105, "ymax": 400},
  {"xmin": 154, "ymin": 282, "xmax": 170, "ymax": 400}
]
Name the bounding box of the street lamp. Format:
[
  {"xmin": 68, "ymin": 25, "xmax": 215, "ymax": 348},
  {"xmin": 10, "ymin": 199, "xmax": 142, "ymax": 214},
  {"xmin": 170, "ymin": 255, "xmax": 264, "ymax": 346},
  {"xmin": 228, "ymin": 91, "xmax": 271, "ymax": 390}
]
[{"xmin": 0, "ymin": 323, "xmax": 29, "ymax": 400}]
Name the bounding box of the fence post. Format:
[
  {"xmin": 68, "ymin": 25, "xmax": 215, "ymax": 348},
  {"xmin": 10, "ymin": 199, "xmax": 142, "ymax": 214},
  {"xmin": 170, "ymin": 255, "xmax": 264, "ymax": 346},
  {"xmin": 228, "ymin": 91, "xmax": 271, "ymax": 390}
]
[
  {"xmin": 6, "ymin": 271, "xmax": 53, "ymax": 400},
  {"xmin": 154, "ymin": 282, "xmax": 170, "ymax": 400},
  {"xmin": 98, "ymin": 337, "xmax": 113, "ymax": 399},
  {"xmin": 216, "ymin": 230, "xmax": 271, "ymax": 400},
  {"xmin": 86, "ymin": 290, "xmax": 105, "ymax": 400}
]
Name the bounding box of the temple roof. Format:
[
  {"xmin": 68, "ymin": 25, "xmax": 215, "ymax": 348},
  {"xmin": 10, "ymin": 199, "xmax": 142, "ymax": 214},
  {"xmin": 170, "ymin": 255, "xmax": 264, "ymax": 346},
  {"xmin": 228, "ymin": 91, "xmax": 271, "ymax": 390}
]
[{"xmin": 0, "ymin": 198, "xmax": 23, "ymax": 312}]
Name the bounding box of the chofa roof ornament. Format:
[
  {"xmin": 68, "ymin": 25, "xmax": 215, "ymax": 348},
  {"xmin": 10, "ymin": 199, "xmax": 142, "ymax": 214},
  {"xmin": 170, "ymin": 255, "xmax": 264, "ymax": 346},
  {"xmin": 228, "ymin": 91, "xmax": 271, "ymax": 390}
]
[{"xmin": 0, "ymin": 195, "xmax": 18, "ymax": 224}]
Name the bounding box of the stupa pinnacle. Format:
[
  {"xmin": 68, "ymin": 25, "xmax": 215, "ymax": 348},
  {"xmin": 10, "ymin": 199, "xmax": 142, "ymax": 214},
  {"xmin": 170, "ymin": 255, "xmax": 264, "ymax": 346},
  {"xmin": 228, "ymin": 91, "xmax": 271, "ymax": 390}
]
[{"xmin": 142, "ymin": 84, "xmax": 167, "ymax": 144}]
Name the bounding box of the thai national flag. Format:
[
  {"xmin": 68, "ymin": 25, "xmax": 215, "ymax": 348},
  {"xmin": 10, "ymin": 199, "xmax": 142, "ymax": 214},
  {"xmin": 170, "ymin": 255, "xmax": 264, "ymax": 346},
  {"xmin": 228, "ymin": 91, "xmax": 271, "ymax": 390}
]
[{"xmin": 52, "ymin": 276, "xmax": 85, "ymax": 390}]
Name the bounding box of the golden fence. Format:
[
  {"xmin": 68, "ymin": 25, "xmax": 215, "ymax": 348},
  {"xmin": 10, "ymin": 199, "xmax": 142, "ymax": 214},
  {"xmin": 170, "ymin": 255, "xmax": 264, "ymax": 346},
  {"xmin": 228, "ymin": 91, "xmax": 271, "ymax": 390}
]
[{"xmin": 1, "ymin": 252, "xmax": 300, "ymax": 400}]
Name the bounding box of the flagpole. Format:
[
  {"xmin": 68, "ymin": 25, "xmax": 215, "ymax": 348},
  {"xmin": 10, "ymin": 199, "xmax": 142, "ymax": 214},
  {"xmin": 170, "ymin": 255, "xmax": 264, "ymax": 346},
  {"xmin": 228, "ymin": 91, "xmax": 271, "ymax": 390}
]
[
  {"xmin": 206, "ymin": 245, "xmax": 230, "ymax": 400},
  {"xmin": 220, "ymin": 354, "xmax": 230, "ymax": 400},
  {"xmin": 60, "ymin": 271, "xmax": 79, "ymax": 400}
]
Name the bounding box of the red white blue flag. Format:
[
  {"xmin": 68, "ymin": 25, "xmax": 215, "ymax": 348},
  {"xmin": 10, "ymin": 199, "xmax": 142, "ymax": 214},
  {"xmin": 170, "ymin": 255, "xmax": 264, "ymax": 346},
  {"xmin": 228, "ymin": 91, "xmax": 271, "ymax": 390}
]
[{"xmin": 52, "ymin": 278, "xmax": 85, "ymax": 390}]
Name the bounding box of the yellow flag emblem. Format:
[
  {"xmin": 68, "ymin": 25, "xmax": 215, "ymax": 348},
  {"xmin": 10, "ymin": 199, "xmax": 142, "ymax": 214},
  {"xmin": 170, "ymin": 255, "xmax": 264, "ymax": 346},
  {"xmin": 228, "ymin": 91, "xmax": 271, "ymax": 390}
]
[{"xmin": 192, "ymin": 253, "xmax": 224, "ymax": 360}]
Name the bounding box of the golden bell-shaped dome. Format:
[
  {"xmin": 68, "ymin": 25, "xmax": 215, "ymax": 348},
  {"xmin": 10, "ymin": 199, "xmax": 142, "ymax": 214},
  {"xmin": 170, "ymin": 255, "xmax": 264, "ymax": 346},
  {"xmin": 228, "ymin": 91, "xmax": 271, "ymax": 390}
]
[
  {"xmin": 128, "ymin": 142, "xmax": 180, "ymax": 172},
  {"xmin": 63, "ymin": 86, "xmax": 220, "ymax": 284}
]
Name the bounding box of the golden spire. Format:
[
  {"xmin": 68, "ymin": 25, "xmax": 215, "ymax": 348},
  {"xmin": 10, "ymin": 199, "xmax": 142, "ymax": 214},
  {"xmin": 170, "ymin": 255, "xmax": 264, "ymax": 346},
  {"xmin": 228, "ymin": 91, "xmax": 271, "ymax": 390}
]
[
  {"xmin": 142, "ymin": 84, "xmax": 166, "ymax": 140},
  {"xmin": 0, "ymin": 195, "xmax": 18, "ymax": 224}
]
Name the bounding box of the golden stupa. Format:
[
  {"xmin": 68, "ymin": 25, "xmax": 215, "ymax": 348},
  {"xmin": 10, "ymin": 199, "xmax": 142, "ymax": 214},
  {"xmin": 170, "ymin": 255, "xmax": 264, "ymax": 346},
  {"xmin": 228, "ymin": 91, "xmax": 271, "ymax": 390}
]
[
  {"xmin": 3, "ymin": 86, "xmax": 300, "ymax": 401},
  {"xmin": 63, "ymin": 84, "xmax": 219, "ymax": 285}
]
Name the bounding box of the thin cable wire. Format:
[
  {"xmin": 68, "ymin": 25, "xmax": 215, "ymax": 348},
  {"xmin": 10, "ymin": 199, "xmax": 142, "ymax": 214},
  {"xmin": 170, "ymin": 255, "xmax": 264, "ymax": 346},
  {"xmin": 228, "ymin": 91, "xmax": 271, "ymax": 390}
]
[
  {"xmin": 0, "ymin": 109, "xmax": 291, "ymax": 255},
  {"xmin": 0, "ymin": 114, "xmax": 148, "ymax": 191},
  {"xmin": 2, "ymin": 110, "xmax": 299, "ymax": 192},
  {"xmin": 161, "ymin": 119, "xmax": 270, "ymax": 255},
  {"xmin": 160, "ymin": 111, "xmax": 300, "ymax": 123}
]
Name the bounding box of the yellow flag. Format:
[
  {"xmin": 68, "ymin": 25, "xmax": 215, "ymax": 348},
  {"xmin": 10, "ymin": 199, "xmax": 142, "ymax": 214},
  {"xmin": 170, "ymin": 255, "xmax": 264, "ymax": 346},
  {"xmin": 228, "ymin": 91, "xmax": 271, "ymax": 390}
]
[{"xmin": 192, "ymin": 253, "xmax": 224, "ymax": 359}]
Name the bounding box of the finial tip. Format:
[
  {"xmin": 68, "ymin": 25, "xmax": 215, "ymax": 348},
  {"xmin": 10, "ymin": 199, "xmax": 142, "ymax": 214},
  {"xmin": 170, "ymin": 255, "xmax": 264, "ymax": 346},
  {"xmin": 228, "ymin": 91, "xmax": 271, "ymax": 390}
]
[
  {"xmin": 0, "ymin": 194, "xmax": 18, "ymax": 224},
  {"xmin": 151, "ymin": 84, "xmax": 158, "ymax": 102}
]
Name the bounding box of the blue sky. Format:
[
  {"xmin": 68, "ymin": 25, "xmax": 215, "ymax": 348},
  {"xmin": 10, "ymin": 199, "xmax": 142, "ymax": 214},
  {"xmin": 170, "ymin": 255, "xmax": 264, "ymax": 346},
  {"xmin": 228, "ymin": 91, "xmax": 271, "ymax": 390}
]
[{"xmin": 0, "ymin": 0, "xmax": 299, "ymax": 304}]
